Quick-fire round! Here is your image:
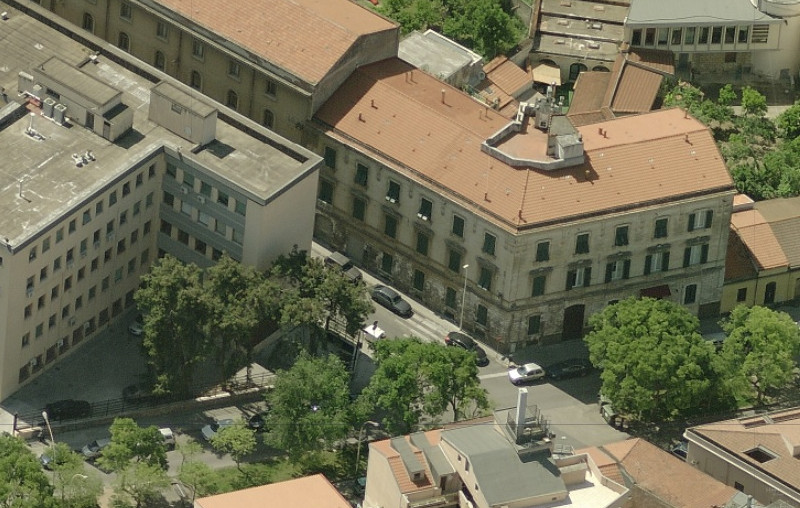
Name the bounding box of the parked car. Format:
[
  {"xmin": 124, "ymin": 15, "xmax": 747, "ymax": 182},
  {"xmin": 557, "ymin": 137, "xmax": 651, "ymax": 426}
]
[
  {"xmin": 545, "ymin": 358, "xmax": 593, "ymax": 380},
  {"xmin": 247, "ymin": 413, "xmax": 268, "ymax": 432},
  {"xmin": 508, "ymin": 363, "xmax": 546, "ymax": 385},
  {"xmin": 159, "ymin": 427, "xmax": 176, "ymax": 449},
  {"xmin": 201, "ymin": 418, "xmax": 235, "ymax": 442},
  {"xmin": 44, "ymin": 399, "xmax": 91, "ymax": 421},
  {"xmin": 128, "ymin": 314, "xmax": 144, "ymax": 336},
  {"xmin": 670, "ymin": 440, "xmax": 688, "ymax": 461},
  {"xmin": 444, "ymin": 331, "xmax": 489, "ymax": 367},
  {"xmin": 39, "ymin": 451, "xmax": 67, "ymax": 470},
  {"xmin": 371, "ymin": 285, "xmax": 412, "ymax": 317},
  {"xmin": 362, "ymin": 321, "xmax": 387, "ymax": 340},
  {"xmin": 324, "ymin": 252, "xmax": 363, "ymax": 283},
  {"xmin": 81, "ymin": 438, "xmax": 111, "ymax": 460},
  {"xmin": 122, "ymin": 382, "xmax": 152, "ymax": 403}
]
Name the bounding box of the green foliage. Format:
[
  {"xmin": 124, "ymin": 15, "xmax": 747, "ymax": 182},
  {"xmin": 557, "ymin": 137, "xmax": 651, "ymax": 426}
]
[
  {"xmin": 50, "ymin": 443, "xmax": 103, "ymax": 508},
  {"xmin": 776, "ymin": 100, "xmax": 800, "ymax": 139},
  {"xmin": 717, "ymin": 84, "xmax": 736, "ymax": 107},
  {"xmin": 378, "ymin": 0, "xmax": 523, "ymax": 59},
  {"xmin": 741, "ymin": 86, "xmax": 768, "ymax": 116},
  {"xmin": 720, "ymin": 305, "xmax": 800, "ymax": 404},
  {"xmin": 210, "ymin": 421, "xmax": 257, "ymax": 471},
  {"xmin": 585, "ymin": 298, "xmax": 731, "ymax": 421},
  {"xmin": 360, "ymin": 338, "xmax": 489, "ymax": 433},
  {"xmin": 265, "ymin": 352, "xmax": 352, "ymax": 461},
  {"xmin": 98, "ymin": 418, "xmax": 168, "ymax": 473},
  {"xmin": 111, "ymin": 462, "xmax": 169, "ymax": 508},
  {"xmin": 178, "ymin": 461, "xmax": 217, "ymax": 503},
  {"xmin": 663, "ymin": 81, "xmax": 734, "ymax": 129},
  {"xmin": 0, "ymin": 433, "xmax": 55, "ymax": 508}
]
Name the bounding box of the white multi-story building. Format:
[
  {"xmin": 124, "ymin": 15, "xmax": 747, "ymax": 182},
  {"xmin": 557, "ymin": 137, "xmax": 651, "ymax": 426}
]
[{"xmin": 0, "ymin": 6, "xmax": 320, "ymax": 400}]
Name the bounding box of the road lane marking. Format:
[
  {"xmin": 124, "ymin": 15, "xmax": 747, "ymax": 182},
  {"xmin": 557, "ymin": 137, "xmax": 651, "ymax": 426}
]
[{"xmin": 479, "ymin": 372, "xmax": 510, "ymax": 380}]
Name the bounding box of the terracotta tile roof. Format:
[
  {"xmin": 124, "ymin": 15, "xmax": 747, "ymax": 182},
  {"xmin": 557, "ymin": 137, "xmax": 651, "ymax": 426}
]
[
  {"xmin": 627, "ymin": 48, "xmax": 676, "ymax": 76},
  {"xmin": 483, "ymin": 56, "xmax": 533, "ymax": 98},
  {"xmin": 194, "ymin": 474, "xmax": 351, "ymax": 508},
  {"xmin": 725, "ymin": 229, "xmax": 758, "ymax": 281},
  {"xmin": 730, "ymin": 209, "xmax": 788, "ymax": 270},
  {"xmin": 753, "ymin": 196, "xmax": 800, "ymax": 269},
  {"xmin": 315, "ymin": 58, "xmax": 734, "ymax": 232},
  {"xmin": 154, "ymin": 0, "xmax": 397, "ymax": 84},
  {"xmin": 569, "ymin": 72, "xmax": 611, "ymax": 115},
  {"xmin": 599, "ymin": 438, "xmax": 738, "ymax": 508},
  {"xmin": 610, "ymin": 63, "xmax": 663, "ymax": 113},
  {"xmin": 371, "ymin": 432, "xmax": 437, "ymax": 494},
  {"xmin": 690, "ymin": 408, "xmax": 800, "ymax": 497}
]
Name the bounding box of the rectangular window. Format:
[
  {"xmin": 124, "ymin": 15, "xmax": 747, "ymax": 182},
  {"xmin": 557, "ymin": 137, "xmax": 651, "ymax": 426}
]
[
  {"xmin": 418, "ymin": 198, "xmax": 433, "ymax": 221},
  {"xmin": 323, "ymin": 147, "xmax": 337, "ymax": 169},
  {"xmin": 644, "ymin": 251, "xmax": 670, "ymax": 274},
  {"xmin": 476, "ymin": 305, "xmax": 488, "ymax": 326},
  {"xmin": 194, "ymin": 239, "xmax": 206, "ymax": 255},
  {"xmin": 131, "ymin": 229, "xmax": 139, "ymax": 244},
  {"xmin": 478, "ymin": 266, "xmax": 492, "ymax": 291},
  {"xmin": 38, "ymin": 295, "xmax": 46, "ymax": 309},
  {"xmin": 685, "ymin": 27, "xmax": 696, "ymax": 45},
  {"xmin": 66, "ymin": 248, "xmax": 74, "ymax": 264},
  {"xmin": 699, "ymin": 26, "xmax": 709, "ymax": 44},
  {"xmin": 535, "ymin": 241, "xmax": 550, "ymax": 262},
  {"xmin": 575, "ymin": 233, "xmax": 590, "ymax": 254},
  {"xmin": 160, "ymin": 220, "xmax": 172, "ymax": 236},
  {"xmin": 64, "ymin": 276, "xmax": 72, "ymax": 291},
  {"xmin": 36, "ymin": 323, "xmax": 44, "ymax": 337},
  {"xmin": 711, "ymin": 26, "xmax": 723, "ymax": 44},
  {"xmin": 117, "ymin": 239, "xmax": 126, "ymax": 255},
  {"xmin": 217, "ymin": 191, "xmax": 229, "ymax": 207},
  {"xmin": 166, "ymin": 163, "xmax": 177, "ymax": 178},
  {"xmin": 104, "ymin": 248, "xmax": 112, "ymax": 263},
  {"xmin": 232, "ymin": 229, "xmax": 243, "ymax": 245},
  {"xmin": 605, "ymin": 259, "xmax": 631, "ymax": 282},
  {"xmin": 654, "ymin": 218, "xmax": 668, "ymax": 238},
  {"xmin": 566, "ymin": 267, "xmax": 592, "ymax": 290},
  {"xmin": 384, "ymin": 215, "xmax": 398, "ymax": 238},
  {"xmin": 317, "ymin": 179, "xmax": 333, "ymax": 204},
  {"xmin": 738, "ymin": 26, "xmax": 749, "ymax": 43},
  {"xmin": 448, "ymin": 250, "xmax": 462, "ymax": 273},
  {"xmin": 527, "ymin": 315, "xmax": 541, "ymax": 335},
  {"xmin": 413, "ymin": 269, "xmax": 425, "ymax": 291},
  {"xmin": 51, "ymin": 286, "xmax": 59, "ymax": 299},
  {"xmin": 684, "ymin": 284, "xmax": 698, "ymax": 304},
  {"xmin": 381, "ymin": 252, "xmax": 393, "ymax": 274},
  {"xmin": 688, "ymin": 210, "xmax": 713, "ymax": 231},
  {"xmin": 83, "ymin": 209, "xmax": 91, "ymax": 225},
  {"xmin": 183, "ymin": 172, "xmax": 194, "ymax": 188},
  {"xmin": 133, "ymin": 201, "xmax": 141, "ymax": 216},
  {"xmin": 91, "ymin": 257, "xmax": 98, "ymax": 272},
  {"xmin": 54, "ymin": 257, "xmax": 61, "ymax": 271},
  {"xmin": 386, "ymin": 181, "xmax": 400, "ymax": 203},
  {"xmin": 192, "ymin": 38, "xmax": 204, "ymax": 59},
  {"xmin": 69, "ymin": 219, "xmax": 76, "ymax": 234},
  {"xmin": 78, "ymin": 267, "xmax": 85, "ymax": 281},
  {"xmin": 671, "ymin": 28, "xmax": 682, "ymax": 45},
  {"xmin": 657, "ymin": 28, "xmax": 669, "ymax": 46},
  {"xmin": 445, "ymin": 287, "xmax": 457, "ymax": 308},
  {"xmin": 40, "ymin": 266, "xmax": 48, "ymax": 281},
  {"xmin": 235, "ymin": 200, "xmax": 246, "ymax": 216},
  {"xmin": 144, "ymin": 221, "xmax": 152, "ymax": 235},
  {"xmin": 146, "ymin": 192, "xmax": 154, "ymax": 208},
  {"xmin": 265, "ymin": 79, "xmax": 277, "ymax": 97},
  {"xmin": 211, "ymin": 248, "xmax": 222, "ymax": 261},
  {"xmin": 114, "ymin": 268, "xmax": 122, "ymax": 282},
  {"xmin": 177, "ymin": 229, "xmax": 189, "ymax": 245},
  {"xmin": 29, "ymin": 246, "xmax": 37, "ymax": 261},
  {"xmin": 532, "ymin": 275, "xmax": 546, "ymax": 297},
  {"xmin": 120, "ymin": 2, "xmax": 131, "ymax": 19},
  {"xmin": 725, "ymin": 26, "xmax": 736, "ymax": 44},
  {"xmin": 482, "ymin": 233, "xmax": 496, "ymax": 256},
  {"xmin": 614, "ymin": 225, "xmax": 629, "ymax": 247},
  {"xmin": 452, "ymin": 215, "xmax": 464, "ymax": 237},
  {"xmin": 122, "ymin": 182, "xmax": 130, "ymax": 196},
  {"xmin": 631, "ymin": 29, "xmax": 642, "ymax": 46},
  {"xmin": 645, "ymin": 27, "xmax": 656, "ymax": 45},
  {"xmin": 416, "ymin": 232, "xmax": 429, "ymax": 256},
  {"xmin": 120, "ymin": 210, "xmax": 128, "ymax": 225},
  {"xmin": 56, "ymin": 228, "xmax": 64, "ymax": 243},
  {"xmin": 156, "ymin": 21, "xmax": 168, "ymax": 39},
  {"xmin": 352, "ymin": 197, "xmax": 366, "ymax": 221},
  {"xmin": 198, "ymin": 212, "xmax": 211, "ymax": 226},
  {"xmin": 228, "ymin": 60, "xmax": 240, "ymax": 78},
  {"xmin": 737, "ymin": 287, "xmax": 747, "ymax": 302},
  {"xmin": 355, "ymin": 164, "xmax": 369, "ymax": 186},
  {"xmin": 200, "ymin": 181, "xmax": 212, "ymax": 197},
  {"xmin": 80, "ymin": 239, "xmax": 88, "ymax": 256},
  {"xmin": 751, "ymin": 24, "xmax": 769, "ymax": 43},
  {"xmin": 215, "ymin": 220, "xmax": 226, "ymax": 235},
  {"xmin": 89, "ymin": 286, "xmax": 96, "ymax": 299},
  {"xmin": 42, "ymin": 237, "xmax": 50, "ymax": 253},
  {"xmin": 106, "ymin": 220, "xmax": 115, "ymax": 235},
  {"xmin": 141, "ymin": 249, "xmax": 150, "ymax": 264},
  {"xmin": 683, "ymin": 244, "xmax": 709, "ymax": 267},
  {"xmin": 75, "ymin": 296, "xmax": 82, "ymax": 310},
  {"xmin": 109, "ymin": 191, "xmax": 117, "ymax": 206}
]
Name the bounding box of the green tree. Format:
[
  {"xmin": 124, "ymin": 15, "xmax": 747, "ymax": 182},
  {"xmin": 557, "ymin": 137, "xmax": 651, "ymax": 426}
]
[
  {"xmin": 417, "ymin": 343, "xmax": 489, "ymax": 422},
  {"xmin": 776, "ymin": 100, "xmax": 800, "ymax": 139},
  {"xmin": 442, "ymin": 0, "xmax": 522, "ymax": 59},
  {"xmin": 210, "ymin": 421, "xmax": 257, "ymax": 472},
  {"xmin": 135, "ymin": 255, "xmax": 212, "ymax": 395},
  {"xmin": 721, "ymin": 305, "xmax": 800, "ymax": 404},
  {"xmin": 0, "ymin": 433, "xmax": 55, "ymax": 508},
  {"xmin": 176, "ymin": 441, "xmax": 216, "ymax": 504},
  {"xmin": 717, "ymin": 83, "xmax": 736, "ymax": 106},
  {"xmin": 98, "ymin": 418, "xmax": 168, "ymax": 473},
  {"xmin": 265, "ymin": 352, "xmax": 352, "ymax": 461},
  {"xmin": 111, "ymin": 462, "xmax": 169, "ymax": 508},
  {"xmin": 741, "ymin": 86, "xmax": 768, "ymax": 116},
  {"xmin": 585, "ymin": 297, "xmax": 730, "ymax": 421},
  {"xmin": 49, "ymin": 443, "xmax": 102, "ymax": 508}
]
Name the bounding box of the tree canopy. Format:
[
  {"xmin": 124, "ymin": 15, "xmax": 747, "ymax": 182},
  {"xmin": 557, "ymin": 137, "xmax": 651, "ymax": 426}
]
[
  {"xmin": 49, "ymin": 443, "xmax": 102, "ymax": 508},
  {"xmin": 210, "ymin": 420, "xmax": 257, "ymax": 472},
  {"xmin": 585, "ymin": 297, "xmax": 731, "ymax": 421},
  {"xmin": 0, "ymin": 433, "xmax": 55, "ymax": 508},
  {"xmin": 720, "ymin": 305, "xmax": 800, "ymax": 404},
  {"xmin": 98, "ymin": 418, "xmax": 168, "ymax": 473}
]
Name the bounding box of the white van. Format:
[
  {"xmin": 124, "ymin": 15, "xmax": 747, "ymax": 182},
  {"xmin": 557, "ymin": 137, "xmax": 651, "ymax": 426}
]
[{"xmin": 159, "ymin": 427, "xmax": 175, "ymax": 449}]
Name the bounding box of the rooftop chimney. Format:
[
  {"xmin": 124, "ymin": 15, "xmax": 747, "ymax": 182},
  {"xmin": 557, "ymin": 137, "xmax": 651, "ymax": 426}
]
[{"xmin": 441, "ymin": 89, "xmax": 446, "ymax": 104}]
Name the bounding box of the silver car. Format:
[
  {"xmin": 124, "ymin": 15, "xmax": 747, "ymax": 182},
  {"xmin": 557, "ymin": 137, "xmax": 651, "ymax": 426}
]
[
  {"xmin": 508, "ymin": 363, "xmax": 546, "ymax": 385},
  {"xmin": 201, "ymin": 418, "xmax": 235, "ymax": 442}
]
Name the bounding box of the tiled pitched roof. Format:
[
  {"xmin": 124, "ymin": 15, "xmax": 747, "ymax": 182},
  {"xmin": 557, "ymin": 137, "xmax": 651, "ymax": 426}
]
[
  {"xmin": 316, "ymin": 58, "xmax": 734, "ymax": 232},
  {"xmin": 599, "ymin": 439, "xmax": 738, "ymax": 508},
  {"xmin": 691, "ymin": 409, "xmax": 800, "ymax": 497},
  {"xmin": 154, "ymin": 0, "xmax": 396, "ymax": 84},
  {"xmin": 753, "ymin": 196, "xmax": 800, "ymax": 269},
  {"xmin": 729, "ymin": 209, "xmax": 788, "ymax": 270},
  {"xmin": 483, "ymin": 56, "xmax": 533, "ymax": 98},
  {"xmin": 371, "ymin": 432, "xmax": 437, "ymax": 494},
  {"xmin": 194, "ymin": 474, "xmax": 351, "ymax": 508}
]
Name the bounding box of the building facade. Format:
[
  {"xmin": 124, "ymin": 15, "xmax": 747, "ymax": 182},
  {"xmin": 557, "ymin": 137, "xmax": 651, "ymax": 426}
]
[
  {"xmin": 310, "ymin": 58, "xmax": 735, "ymax": 352},
  {"xmin": 0, "ymin": 4, "xmax": 320, "ymax": 400},
  {"xmin": 23, "ymin": 0, "xmax": 399, "ymax": 144}
]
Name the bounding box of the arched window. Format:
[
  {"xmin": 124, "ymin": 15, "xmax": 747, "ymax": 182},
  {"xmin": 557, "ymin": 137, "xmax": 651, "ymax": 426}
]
[
  {"xmin": 154, "ymin": 51, "xmax": 165, "ymax": 71},
  {"xmin": 592, "ymin": 65, "xmax": 610, "ymax": 72},
  {"xmin": 226, "ymin": 90, "xmax": 238, "ymax": 111},
  {"xmin": 538, "ymin": 59, "xmax": 558, "ymax": 67},
  {"xmin": 568, "ymin": 63, "xmax": 587, "ymax": 81},
  {"xmin": 190, "ymin": 71, "xmax": 202, "ymax": 90},
  {"xmin": 118, "ymin": 32, "xmax": 130, "ymax": 52},
  {"xmin": 82, "ymin": 13, "xmax": 94, "ymax": 33},
  {"xmin": 263, "ymin": 109, "xmax": 274, "ymax": 129}
]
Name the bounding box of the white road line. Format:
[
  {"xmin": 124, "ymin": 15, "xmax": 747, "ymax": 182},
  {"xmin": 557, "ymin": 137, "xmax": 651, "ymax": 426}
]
[{"xmin": 479, "ymin": 372, "xmax": 510, "ymax": 381}]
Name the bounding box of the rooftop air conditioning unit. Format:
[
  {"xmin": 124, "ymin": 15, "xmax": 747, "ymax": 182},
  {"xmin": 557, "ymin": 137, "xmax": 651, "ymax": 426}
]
[
  {"xmin": 197, "ymin": 195, "xmax": 206, "ymax": 204},
  {"xmin": 181, "ymin": 186, "xmax": 189, "ymax": 194},
  {"xmin": 53, "ymin": 103, "xmax": 67, "ymax": 124},
  {"xmin": 57, "ymin": 338, "xmax": 65, "ymax": 347},
  {"xmin": 43, "ymin": 97, "xmax": 55, "ymax": 117},
  {"xmin": 30, "ymin": 358, "xmax": 38, "ymax": 367}
]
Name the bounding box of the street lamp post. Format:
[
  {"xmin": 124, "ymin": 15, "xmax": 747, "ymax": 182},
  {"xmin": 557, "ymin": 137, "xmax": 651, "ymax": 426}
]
[
  {"xmin": 355, "ymin": 421, "xmax": 380, "ymax": 474},
  {"xmin": 459, "ymin": 264, "xmax": 469, "ymax": 330},
  {"xmin": 41, "ymin": 411, "xmax": 55, "ymax": 482}
]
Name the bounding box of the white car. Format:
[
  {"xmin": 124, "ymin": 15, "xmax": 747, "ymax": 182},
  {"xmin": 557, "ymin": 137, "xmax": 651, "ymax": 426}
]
[
  {"xmin": 508, "ymin": 363, "xmax": 546, "ymax": 385},
  {"xmin": 362, "ymin": 321, "xmax": 386, "ymax": 340},
  {"xmin": 201, "ymin": 418, "xmax": 235, "ymax": 441},
  {"xmin": 159, "ymin": 427, "xmax": 175, "ymax": 449}
]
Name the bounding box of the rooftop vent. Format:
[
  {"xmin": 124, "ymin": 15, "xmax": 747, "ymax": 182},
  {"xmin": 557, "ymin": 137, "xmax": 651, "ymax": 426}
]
[
  {"xmin": 593, "ymin": 4, "xmax": 605, "ymax": 10},
  {"xmin": 588, "ymin": 42, "xmax": 601, "ymax": 49}
]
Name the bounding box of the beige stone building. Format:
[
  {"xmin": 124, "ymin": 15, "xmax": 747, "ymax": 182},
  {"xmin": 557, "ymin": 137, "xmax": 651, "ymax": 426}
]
[
  {"xmin": 23, "ymin": 0, "xmax": 400, "ymax": 144},
  {"xmin": 310, "ymin": 57, "xmax": 735, "ymax": 352},
  {"xmin": 0, "ymin": 5, "xmax": 320, "ymax": 400}
]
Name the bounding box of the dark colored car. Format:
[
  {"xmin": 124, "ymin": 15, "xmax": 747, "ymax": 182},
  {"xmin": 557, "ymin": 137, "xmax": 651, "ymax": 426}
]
[
  {"xmin": 248, "ymin": 412, "xmax": 268, "ymax": 432},
  {"xmin": 444, "ymin": 331, "xmax": 490, "ymax": 367},
  {"xmin": 371, "ymin": 285, "xmax": 412, "ymax": 318},
  {"xmin": 324, "ymin": 252, "xmax": 363, "ymax": 283},
  {"xmin": 122, "ymin": 383, "xmax": 152, "ymax": 403},
  {"xmin": 44, "ymin": 399, "xmax": 91, "ymax": 421},
  {"xmin": 545, "ymin": 358, "xmax": 593, "ymax": 380}
]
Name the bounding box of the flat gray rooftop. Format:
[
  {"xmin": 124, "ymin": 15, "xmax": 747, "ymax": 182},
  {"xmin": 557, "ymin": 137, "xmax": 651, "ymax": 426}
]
[
  {"xmin": 627, "ymin": 0, "xmax": 776, "ymax": 25},
  {"xmin": 540, "ymin": 0, "xmax": 629, "ymax": 24},
  {"xmin": 537, "ymin": 35, "xmax": 620, "ymax": 62},
  {"xmin": 0, "ymin": 5, "xmax": 316, "ymax": 249},
  {"xmin": 398, "ymin": 30, "xmax": 481, "ymax": 80},
  {"xmin": 539, "ymin": 15, "xmax": 624, "ymax": 43}
]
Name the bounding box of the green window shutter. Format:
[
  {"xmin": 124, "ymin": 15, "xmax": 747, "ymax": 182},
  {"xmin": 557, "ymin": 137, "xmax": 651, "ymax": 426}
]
[
  {"xmin": 701, "ymin": 244, "xmax": 709, "ymax": 263},
  {"xmin": 683, "ymin": 247, "xmax": 691, "ymax": 267},
  {"xmin": 644, "ymin": 255, "xmax": 652, "ymax": 275},
  {"xmin": 623, "ymin": 259, "xmax": 631, "ymax": 279},
  {"xmin": 662, "ymin": 251, "xmax": 670, "ymax": 271},
  {"xmin": 605, "ymin": 263, "xmax": 613, "ymax": 283},
  {"xmin": 688, "ymin": 214, "xmax": 695, "ymax": 232},
  {"xmin": 705, "ymin": 210, "xmax": 713, "ymax": 228},
  {"xmin": 584, "ymin": 267, "xmax": 592, "ymax": 287},
  {"xmin": 566, "ymin": 271, "xmax": 576, "ymax": 290}
]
